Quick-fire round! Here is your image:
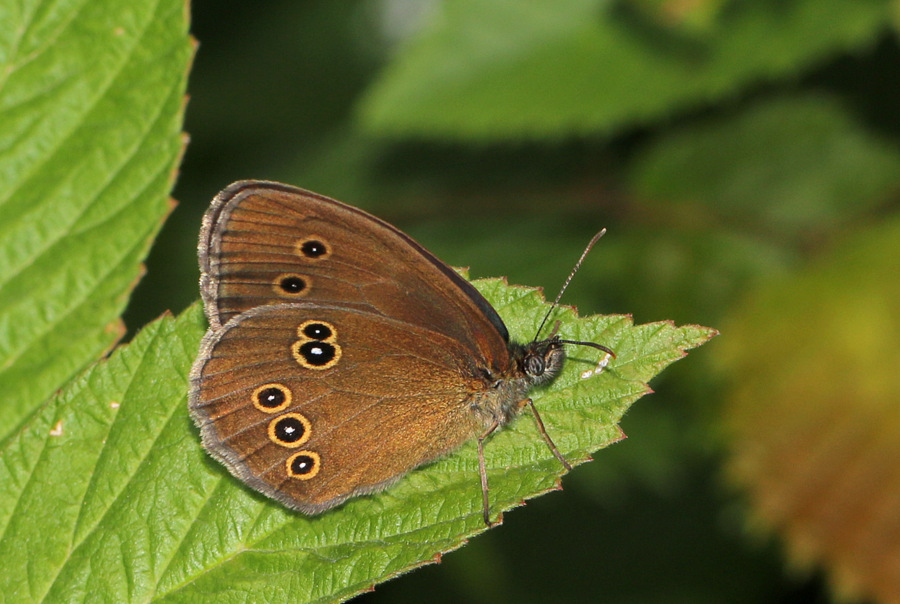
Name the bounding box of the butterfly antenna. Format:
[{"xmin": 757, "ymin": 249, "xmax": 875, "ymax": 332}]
[{"xmin": 533, "ymin": 229, "xmax": 607, "ymax": 341}]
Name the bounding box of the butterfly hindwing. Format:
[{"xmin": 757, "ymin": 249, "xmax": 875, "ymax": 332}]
[{"xmin": 189, "ymin": 303, "xmax": 491, "ymax": 513}]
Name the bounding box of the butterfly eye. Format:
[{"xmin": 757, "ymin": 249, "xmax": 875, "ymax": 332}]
[{"xmin": 524, "ymin": 354, "xmax": 545, "ymax": 377}]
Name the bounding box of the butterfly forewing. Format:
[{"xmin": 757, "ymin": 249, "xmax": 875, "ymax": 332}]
[{"xmin": 199, "ymin": 181, "xmax": 511, "ymax": 373}]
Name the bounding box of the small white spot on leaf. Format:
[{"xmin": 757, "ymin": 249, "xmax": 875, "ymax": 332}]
[{"xmin": 581, "ymin": 352, "xmax": 613, "ymax": 379}]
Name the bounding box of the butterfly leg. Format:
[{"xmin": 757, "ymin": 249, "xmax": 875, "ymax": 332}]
[
  {"xmin": 477, "ymin": 419, "xmax": 501, "ymax": 527},
  {"xmin": 523, "ymin": 399, "xmax": 573, "ymax": 471}
]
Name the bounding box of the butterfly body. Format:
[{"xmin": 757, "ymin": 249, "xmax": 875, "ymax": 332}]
[{"xmin": 190, "ymin": 181, "xmax": 575, "ymax": 521}]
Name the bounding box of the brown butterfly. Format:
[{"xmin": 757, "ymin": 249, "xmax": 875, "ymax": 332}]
[{"xmin": 189, "ymin": 181, "xmax": 612, "ymax": 525}]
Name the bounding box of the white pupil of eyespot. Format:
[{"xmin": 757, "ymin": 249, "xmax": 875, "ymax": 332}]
[{"xmin": 310, "ymin": 346, "xmax": 322, "ymax": 355}]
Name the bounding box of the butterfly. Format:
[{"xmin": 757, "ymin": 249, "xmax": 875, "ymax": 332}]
[{"xmin": 189, "ymin": 180, "xmax": 611, "ymax": 525}]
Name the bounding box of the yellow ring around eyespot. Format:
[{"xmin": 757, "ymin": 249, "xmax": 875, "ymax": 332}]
[
  {"xmin": 251, "ymin": 383, "xmax": 292, "ymax": 413},
  {"xmin": 296, "ymin": 319, "xmax": 337, "ymax": 342},
  {"xmin": 291, "ymin": 339, "xmax": 341, "ymax": 370},
  {"xmin": 272, "ymin": 273, "xmax": 311, "ymax": 297},
  {"xmin": 285, "ymin": 450, "xmax": 321, "ymax": 480},
  {"xmin": 295, "ymin": 235, "xmax": 331, "ymax": 260},
  {"xmin": 267, "ymin": 412, "xmax": 312, "ymax": 448}
]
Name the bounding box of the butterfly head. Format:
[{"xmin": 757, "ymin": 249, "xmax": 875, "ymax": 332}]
[
  {"xmin": 519, "ymin": 337, "xmax": 566, "ymax": 386},
  {"xmin": 518, "ymin": 322, "xmax": 616, "ymax": 388},
  {"xmin": 520, "ymin": 228, "xmax": 613, "ymax": 385}
]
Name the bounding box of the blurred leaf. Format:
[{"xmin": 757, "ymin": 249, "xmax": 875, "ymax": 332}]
[
  {"xmin": 719, "ymin": 217, "xmax": 900, "ymax": 604},
  {"xmin": 568, "ymin": 223, "xmax": 796, "ymax": 328},
  {"xmin": 0, "ymin": 0, "xmax": 193, "ymax": 441},
  {"xmin": 0, "ymin": 281, "xmax": 714, "ymax": 603},
  {"xmin": 417, "ymin": 212, "xmax": 793, "ymax": 329},
  {"xmin": 630, "ymin": 94, "xmax": 900, "ymax": 235},
  {"xmin": 618, "ymin": 0, "xmax": 731, "ymax": 34},
  {"xmin": 358, "ymin": 0, "xmax": 892, "ymax": 140}
]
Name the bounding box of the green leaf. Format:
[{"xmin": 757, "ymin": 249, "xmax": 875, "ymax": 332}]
[
  {"xmin": 0, "ymin": 0, "xmax": 193, "ymax": 442},
  {"xmin": 357, "ymin": 0, "xmax": 893, "ymax": 140},
  {"xmin": 0, "ymin": 280, "xmax": 715, "ymax": 603},
  {"xmin": 629, "ymin": 94, "xmax": 900, "ymax": 234}
]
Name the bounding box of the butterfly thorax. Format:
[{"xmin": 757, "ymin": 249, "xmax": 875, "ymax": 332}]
[{"xmin": 468, "ymin": 338, "xmax": 566, "ymax": 428}]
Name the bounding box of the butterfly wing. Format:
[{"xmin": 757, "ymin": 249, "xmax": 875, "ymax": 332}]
[
  {"xmin": 199, "ymin": 180, "xmax": 510, "ymax": 374},
  {"xmin": 189, "ymin": 302, "xmax": 494, "ymax": 514}
]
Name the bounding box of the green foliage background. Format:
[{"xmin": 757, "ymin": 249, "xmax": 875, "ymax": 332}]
[{"xmin": 2, "ymin": 0, "xmax": 899, "ymax": 602}]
